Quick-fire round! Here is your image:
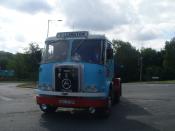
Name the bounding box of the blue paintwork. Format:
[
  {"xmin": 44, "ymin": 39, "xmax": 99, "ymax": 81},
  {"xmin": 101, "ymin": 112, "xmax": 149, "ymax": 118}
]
[
  {"xmin": 38, "ymin": 62, "xmax": 112, "ymax": 97},
  {"xmin": 82, "ymin": 63, "xmax": 113, "ymax": 96},
  {"xmin": 39, "ymin": 63, "xmax": 54, "ymax": 86},
  {"xmin": 83, "ymin": 63, "xmax": 106, "ymax": 92},
  {"xmin": 106, "ymin": 59, "xmax": 114, "ymax": 81},
  {"xmin": 38, "ymin": 37, "xmax": 114, "ymax": 98}
]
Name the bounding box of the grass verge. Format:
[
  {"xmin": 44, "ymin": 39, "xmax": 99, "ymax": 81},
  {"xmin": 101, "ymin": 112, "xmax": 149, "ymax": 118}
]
[{"xmin": 16, "ymin": 82, "xmax": 37, "ymax": 88}]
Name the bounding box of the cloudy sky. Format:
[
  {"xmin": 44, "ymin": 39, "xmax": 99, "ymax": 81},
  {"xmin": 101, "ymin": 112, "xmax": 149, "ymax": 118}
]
[{"xmin": 0, "ymin": 0, "xmax": 175, "ymax": 53}]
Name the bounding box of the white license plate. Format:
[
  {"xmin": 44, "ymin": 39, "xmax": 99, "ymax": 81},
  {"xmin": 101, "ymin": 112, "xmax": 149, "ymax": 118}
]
[{"xmin": 59, "ymin": 100, "xmax": 75, "ymax": 104}]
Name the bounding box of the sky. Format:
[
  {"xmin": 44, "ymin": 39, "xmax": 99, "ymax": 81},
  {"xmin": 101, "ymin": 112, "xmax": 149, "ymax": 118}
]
[{"xmin": 0, "ymin": 0, "xmax": 175, "ymax": 53}]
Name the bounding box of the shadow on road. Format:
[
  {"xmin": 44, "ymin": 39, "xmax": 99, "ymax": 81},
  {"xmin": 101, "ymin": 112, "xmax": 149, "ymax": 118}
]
[{"xmin": 39, "ymin": 98, "xmax": 159, "ymax": 131}]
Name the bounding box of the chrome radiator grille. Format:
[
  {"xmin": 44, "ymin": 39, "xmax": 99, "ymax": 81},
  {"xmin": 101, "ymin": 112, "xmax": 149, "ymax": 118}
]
[{"xmin": 54, "ymin": 65, "xmax": 79, "ymax": 92}]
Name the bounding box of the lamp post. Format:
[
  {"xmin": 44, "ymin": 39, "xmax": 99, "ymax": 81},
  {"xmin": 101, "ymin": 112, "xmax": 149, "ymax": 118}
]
[
  {"xmin": 139, "ymin": 56, "xmax": 143, "ymax": 81},
  {"xmin": 47, "ymin": 19, "xmax": 63, "ymax": 38},
  {"xmin": 140, "ymin": 43, "xmax": 143, "ymax": 81}
]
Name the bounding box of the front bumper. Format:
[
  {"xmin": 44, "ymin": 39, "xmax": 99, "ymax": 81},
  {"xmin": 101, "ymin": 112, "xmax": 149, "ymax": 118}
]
[{"xmin": 35, "ymin": 89, "xmax": 108, "ymax": 108}]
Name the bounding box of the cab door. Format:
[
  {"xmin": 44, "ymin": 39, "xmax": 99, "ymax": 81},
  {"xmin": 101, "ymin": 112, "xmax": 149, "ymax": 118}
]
[{"xmin": 105, "ymin": 41, "xmax": 114, "ymax": 81}]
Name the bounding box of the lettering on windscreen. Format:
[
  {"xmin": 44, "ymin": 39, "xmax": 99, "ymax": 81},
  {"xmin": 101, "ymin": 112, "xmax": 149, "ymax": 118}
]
[{"xmin": 56, "ymin": 31, "xmax": 88, "ymax": 38}]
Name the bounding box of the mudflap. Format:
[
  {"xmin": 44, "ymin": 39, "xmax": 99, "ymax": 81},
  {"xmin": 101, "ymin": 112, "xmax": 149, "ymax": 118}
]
[{"xmin": 113, "ymin": 78, "xmax": 122, "ymax": 103}]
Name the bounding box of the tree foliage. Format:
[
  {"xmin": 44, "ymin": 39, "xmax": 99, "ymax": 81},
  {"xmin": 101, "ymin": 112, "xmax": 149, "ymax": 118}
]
[
  {"xmin": 25, "ymin": 43, "xmax": 41, "ymax": 80},
  {"xmin": 163, "ymin": 38, "xmax": 175, "ymax": 79},
  {"xmin": 112, "ymin": 40, "xmax": 140, "ymax": 82},
  {"xmin": 7, "ymin": 53, "xmax": 29, "ymax": 79},
  {"xmin": 6, "ymin": 43, "xmax": 41, "ymax": 81},
  {"xmin": 0, "ymin": 51, "xmax": 13, "ymax": 70},
  {"xmin": 141, "ymin": 48, "xmax": 163, "ymax": 80}
]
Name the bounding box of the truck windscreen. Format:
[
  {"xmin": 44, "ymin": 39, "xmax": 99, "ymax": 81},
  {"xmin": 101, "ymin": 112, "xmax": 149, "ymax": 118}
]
[
  {"xmin": 71, "ymin": 39, "xmax": 103, "ymax": 64},
  {"xmin": 42, "ymin": 40, "xmax": 69, "ymax": 63}
]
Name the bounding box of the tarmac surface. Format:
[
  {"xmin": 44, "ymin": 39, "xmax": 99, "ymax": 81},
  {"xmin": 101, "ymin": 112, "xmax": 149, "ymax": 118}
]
[{"xmin": 0, "ymin": 82, "xmax": 175, "ymax": 131}]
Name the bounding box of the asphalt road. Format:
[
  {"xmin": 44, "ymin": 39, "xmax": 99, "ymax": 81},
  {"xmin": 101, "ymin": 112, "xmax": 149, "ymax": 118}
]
[{"xmin": 0, "ymin": 83, "xmax": 175, "ymax": 131}]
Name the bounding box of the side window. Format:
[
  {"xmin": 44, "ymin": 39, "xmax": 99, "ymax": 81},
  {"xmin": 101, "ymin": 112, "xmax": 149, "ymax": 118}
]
[
  {"xmin": 101, "ymin": 40, "xmax": 105, "ymax": 64},
  {"xmin": 48, "ymin": 45, "xmax": 54, "ymax": 54},
  {"xmin": 47, "ymin": 44, "xmax": 54, "ymax": 59},
  {"xmin": 106, "ymin": 42, "xmax": 113, "ymax": 60}
]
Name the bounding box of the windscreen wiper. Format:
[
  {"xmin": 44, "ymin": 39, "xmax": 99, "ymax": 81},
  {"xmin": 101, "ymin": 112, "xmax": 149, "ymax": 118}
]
[{"xmin": 71, "ymin": 39, "xmax": 85, "ymax": 55}]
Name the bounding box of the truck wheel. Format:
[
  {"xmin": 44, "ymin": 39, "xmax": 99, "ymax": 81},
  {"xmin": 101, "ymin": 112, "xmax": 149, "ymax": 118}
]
[
  {"xmin": 95, "ymin": 92, "xmax": 112, "ymax": 118},
  {"xmin": 39, "ymin": 104, "xmax": 57, "ymax": 113},
  {"xmin": 114, "ymin": 84, "xmax": 121, "ymax": 104}
]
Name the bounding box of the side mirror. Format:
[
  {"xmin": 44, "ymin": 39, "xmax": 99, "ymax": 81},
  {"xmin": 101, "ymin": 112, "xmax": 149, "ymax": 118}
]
[{"xmin": 107, "ymin": 48, "xmax": 113, "ymax": 59}]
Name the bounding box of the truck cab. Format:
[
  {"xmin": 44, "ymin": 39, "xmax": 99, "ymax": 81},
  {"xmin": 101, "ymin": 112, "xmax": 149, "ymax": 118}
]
[{"xmin": 35, "ymin": 31, "xmax": 121, "ymax": 116}]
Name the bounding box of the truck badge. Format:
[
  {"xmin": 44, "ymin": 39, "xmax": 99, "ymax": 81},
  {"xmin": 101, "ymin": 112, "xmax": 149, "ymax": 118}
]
[{"xmin": 62, "ymin": 79, "xmax": 71, "ymax": 90}]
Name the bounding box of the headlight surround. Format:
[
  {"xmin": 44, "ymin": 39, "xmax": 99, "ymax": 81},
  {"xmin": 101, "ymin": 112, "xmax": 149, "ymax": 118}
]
[{"xmin": 38, "ymin": 83, "xmax": 52, "ymax": 91}]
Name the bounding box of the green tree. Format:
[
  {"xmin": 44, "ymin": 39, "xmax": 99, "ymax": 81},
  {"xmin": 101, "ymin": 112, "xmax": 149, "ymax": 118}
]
[
  {"xmin": 25, "ymin": 43, "xmax": 41, "ymax": 80},
  {"xmin": 141, "ymin": 48, "xmax": 163, "ymax": 80},
  {"xmin": 112, "ymin": 40, "xmax": 140, "ymax": 82},
  {"xmin": 7, "ymin": 53, "xmax": 29, "ymax": 79},
  {"xmin": 0, "ymin": 51, "xmax": 13, "ymax": 70},
  {"xmin": 7, "ymin": 43, "xmax": 41, "ymax": 81},
  {"xmin": 163, "ymin": 38, "xmax": 175, "ymax": 79}
]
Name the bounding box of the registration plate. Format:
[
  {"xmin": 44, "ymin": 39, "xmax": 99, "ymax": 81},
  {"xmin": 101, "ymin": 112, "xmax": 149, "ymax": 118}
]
[{"xmin": 59, "ymin": 100, "xmax": 75, "ymax": 105}]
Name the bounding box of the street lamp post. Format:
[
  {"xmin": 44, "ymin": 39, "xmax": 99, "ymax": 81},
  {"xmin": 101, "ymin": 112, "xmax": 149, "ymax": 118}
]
[
  {"xmin": 139, "ymin": 56, "xmax": 143, "ymax": 81},
  {"xmin": 47, "ymin": 19, "xmax": 63, "ymax": 38}
]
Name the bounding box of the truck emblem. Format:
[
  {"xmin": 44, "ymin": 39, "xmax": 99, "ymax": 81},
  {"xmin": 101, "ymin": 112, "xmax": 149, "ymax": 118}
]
[{"xmin": 62, "ymin": 79, "xmax": 71, "ymax": 90}]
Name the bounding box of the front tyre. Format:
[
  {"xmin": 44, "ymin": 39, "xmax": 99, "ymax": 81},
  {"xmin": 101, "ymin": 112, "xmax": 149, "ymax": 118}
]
[
  {"xmin": 95, "ymin": 92, "xmax": 112, "ymax": 118},
  {"xmin": 114, "ymin": 83, "xmax": 122, "ymax": 104},
  {"xmin": 39, "ymin": 104, "xmax": 57, "ymax": 113}
]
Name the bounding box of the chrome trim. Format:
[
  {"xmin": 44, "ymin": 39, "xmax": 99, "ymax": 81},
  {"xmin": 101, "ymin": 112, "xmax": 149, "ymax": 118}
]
[{"xmin": 35, "ymin": 89, "xmax": 106, "ymax": 98}]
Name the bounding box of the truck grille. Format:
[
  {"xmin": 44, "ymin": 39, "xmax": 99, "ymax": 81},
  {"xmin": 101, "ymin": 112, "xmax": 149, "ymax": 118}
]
[{"xmin": 55, "ymin": 66, "xmax": 79, "ymax": 92}]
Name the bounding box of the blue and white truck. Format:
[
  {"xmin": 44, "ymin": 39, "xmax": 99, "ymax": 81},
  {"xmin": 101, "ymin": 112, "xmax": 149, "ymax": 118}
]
[{"xmin": 35, "ymin": 31, "xmax": 121, "ymax": 116}]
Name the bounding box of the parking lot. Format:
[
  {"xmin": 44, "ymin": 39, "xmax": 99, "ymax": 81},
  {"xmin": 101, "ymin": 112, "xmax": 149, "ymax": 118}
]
[{"xmin": 0, "ymin": 83, "xmax": 175, "ymax": 131}]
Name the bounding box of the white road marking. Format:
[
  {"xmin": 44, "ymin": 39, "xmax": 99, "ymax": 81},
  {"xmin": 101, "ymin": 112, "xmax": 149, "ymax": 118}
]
[{"xmin": 0, "ymin": 95, "xmax": 12, "ymax": 101}]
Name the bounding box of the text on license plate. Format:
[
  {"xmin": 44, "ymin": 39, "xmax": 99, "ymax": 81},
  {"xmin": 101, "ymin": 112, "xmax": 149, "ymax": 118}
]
[{"xmin": 59, "ymin": 100, "xmax": 75, "ymax": 104}]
